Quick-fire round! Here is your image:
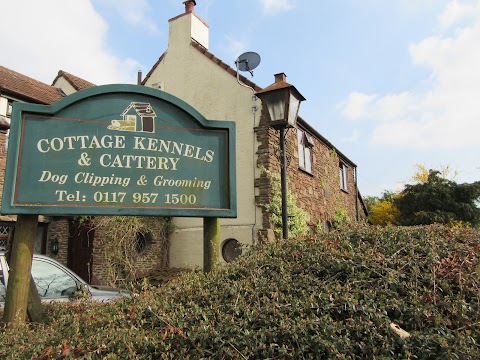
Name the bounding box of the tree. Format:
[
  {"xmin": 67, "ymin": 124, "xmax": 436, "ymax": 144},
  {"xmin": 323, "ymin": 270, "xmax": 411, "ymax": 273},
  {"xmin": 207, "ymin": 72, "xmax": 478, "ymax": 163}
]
[
  {"xmin": 366, "ymin": 191, "xmax": 400, "ymax": 226},
  {"xmin": 368, "ymin": 199, "xmax": 400, "ymax": 226},
  {"xmin": 410, "ymin": 163, "xmax": 430, "ymax": 184},
  {"xmin": 363, "ymin": 196, "xmax": 379, "ymax": 214},
  {"xmin": 408, "ymin": 163, "xmax": 457, "ymax": 184},
  {"xmin": 394, "ymin": 170, "xmax": 480, "ymax": 226}
]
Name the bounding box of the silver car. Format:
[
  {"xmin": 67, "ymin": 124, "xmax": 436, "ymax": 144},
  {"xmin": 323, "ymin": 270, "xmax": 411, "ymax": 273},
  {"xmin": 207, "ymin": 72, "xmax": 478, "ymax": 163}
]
[{"xmin": 0, "ymin": 252, "xmax": 129, "ymax": 306}]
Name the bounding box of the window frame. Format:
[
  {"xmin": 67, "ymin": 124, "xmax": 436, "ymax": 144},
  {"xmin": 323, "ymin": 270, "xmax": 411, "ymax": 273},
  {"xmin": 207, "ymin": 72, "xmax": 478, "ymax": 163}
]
[
  {"xmin": 297, "ymin": 128, "xmax": 314, "ymax": 174},
  {"xmin": 339, "ymin": 161, "xmax": 348, "ymax": 192},
  {"xmin": 6, "ymin": 101, "xmax": 12, "ymax": 117}
]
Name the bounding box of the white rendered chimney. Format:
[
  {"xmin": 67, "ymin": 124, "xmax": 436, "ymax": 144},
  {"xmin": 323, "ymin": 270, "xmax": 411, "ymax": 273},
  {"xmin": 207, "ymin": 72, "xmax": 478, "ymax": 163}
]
[{"xmin": 169, "ymin": 1, "xmax": 209, "ymax": 49}]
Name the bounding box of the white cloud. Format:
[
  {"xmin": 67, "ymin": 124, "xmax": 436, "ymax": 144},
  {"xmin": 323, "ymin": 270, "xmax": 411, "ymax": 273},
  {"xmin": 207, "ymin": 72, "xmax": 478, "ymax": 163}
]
[
  {"xmin": 340, "ymin": 129, "xmax": 360, "ymax": 143},
  {"xmin": 95, "ymin": 0, "xmax": 159, "ymax": 34},
  {"xmin": 222, "ymin": 34, "xmax": 250, "ymax": 64},
  {"xmin": 339, "ymin": 0, "xmax": 480, "ymax": 150},
  {"xmin": 260, "ymin": 0, "xmax": 295, "ymax": 15},
  {"xmin": 339, "ymin": 92, "xmax": 376, "ymax": 120},
  {"xmin": 0, "ymin": 0, "xmax": 138, "ymax": 85},
  {"xmin": 374, "ymin": 92, "xmax": 418, "ymax": 121},
  {"xmin": 438, "ymin": 0, "xmax": 479, "ymax": 29}
]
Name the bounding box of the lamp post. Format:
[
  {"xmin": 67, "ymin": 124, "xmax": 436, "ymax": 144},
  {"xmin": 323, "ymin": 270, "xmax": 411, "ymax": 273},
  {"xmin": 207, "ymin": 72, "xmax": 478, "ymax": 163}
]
[{"xmin": 255, "ymin": 73, "xmax": 305, "ymax": 240}]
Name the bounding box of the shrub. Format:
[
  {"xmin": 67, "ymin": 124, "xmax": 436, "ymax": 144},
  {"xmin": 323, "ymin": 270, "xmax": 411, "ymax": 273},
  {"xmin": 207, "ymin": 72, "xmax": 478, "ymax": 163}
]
[{"xmin": 1, "ymin": 225, "xmax": 479, "ymax": 358}]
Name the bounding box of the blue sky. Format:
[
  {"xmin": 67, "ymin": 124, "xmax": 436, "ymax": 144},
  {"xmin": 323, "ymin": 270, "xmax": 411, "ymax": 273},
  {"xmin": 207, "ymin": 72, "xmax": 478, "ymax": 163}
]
[{"xmin": 2, "ymin": 0, "xmax": 479, "ymax": 197}]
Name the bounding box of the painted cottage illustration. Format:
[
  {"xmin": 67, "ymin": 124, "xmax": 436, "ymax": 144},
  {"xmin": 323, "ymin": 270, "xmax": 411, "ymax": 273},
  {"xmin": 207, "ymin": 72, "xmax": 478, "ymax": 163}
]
[
  {"xmin": 109, "ymin": 102, "xmax": 157, "ymax": 133},
  {"xmin": 123, "ymin": 102, "xmax": 156, "ymax": 133}
]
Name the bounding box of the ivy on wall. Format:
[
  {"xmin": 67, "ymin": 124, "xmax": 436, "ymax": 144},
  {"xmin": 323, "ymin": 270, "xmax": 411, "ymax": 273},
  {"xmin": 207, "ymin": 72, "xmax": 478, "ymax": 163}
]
[
  {"xmin": 332, "ymin": 208, "xmax": 350, "ymax": 229},
  {"xmin": 261, "ymin": 169, "xmax": 310, "ymax": 239},
  {"xmin": 91, "ymin": 216, "xmax": 173, "ymax": 287}
]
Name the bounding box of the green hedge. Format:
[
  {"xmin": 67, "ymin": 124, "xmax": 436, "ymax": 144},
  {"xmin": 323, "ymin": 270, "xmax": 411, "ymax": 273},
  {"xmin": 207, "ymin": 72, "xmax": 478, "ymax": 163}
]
[{"xmin": 1, "ymin": 225, "xmax": 479, "ymax": 358}]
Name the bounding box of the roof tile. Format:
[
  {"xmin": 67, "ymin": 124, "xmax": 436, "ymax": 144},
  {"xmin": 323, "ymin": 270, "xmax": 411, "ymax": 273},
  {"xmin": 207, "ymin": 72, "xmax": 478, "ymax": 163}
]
[
  {"xmin": 0, "ymin": 66, "xmax": 64, "ymax": 104},
  {"xmin": 52, "ymin": 70, "xmax": 96, "ymax": 91}
]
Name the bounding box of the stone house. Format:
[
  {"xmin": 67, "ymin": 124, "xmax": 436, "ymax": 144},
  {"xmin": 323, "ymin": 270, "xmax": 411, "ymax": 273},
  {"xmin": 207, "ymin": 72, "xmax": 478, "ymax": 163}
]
[
  {"xmin": 0, "ymin": 1, "xmax": 366, "ymax": 285},
  {"xmin": 141, "ymin": 1, "xmax": 367, "ymax": 267}
]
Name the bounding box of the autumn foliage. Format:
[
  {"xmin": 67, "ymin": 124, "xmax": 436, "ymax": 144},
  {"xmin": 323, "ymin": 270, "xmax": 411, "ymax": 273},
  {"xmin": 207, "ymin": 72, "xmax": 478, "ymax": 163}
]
[{"xmin": 366, "ymin": 166, "xmax": 480, "ymax": 227}]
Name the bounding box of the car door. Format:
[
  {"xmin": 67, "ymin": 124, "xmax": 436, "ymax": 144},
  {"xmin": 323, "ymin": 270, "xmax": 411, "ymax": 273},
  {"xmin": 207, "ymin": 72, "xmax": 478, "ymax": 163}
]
[{"xmin": 0, "ymin": 256, "xmax": 7, "ymax": 304}]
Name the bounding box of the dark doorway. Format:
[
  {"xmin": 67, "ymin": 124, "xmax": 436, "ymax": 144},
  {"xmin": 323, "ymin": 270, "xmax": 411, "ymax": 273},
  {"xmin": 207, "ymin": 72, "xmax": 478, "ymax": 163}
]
[
  {"xmin": 68, "ymin": 221, "xmax": 94, "ymax": 283},
  {"xmin": 142, "ymin": 116, "xmax": 154, "ymax": 132}
]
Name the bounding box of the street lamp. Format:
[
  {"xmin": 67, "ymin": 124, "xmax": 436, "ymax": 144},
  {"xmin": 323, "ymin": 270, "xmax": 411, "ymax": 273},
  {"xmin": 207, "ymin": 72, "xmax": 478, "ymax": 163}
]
[{"xmin": 255, "ymin": 73, "xmax": 305, "ymax": 240}]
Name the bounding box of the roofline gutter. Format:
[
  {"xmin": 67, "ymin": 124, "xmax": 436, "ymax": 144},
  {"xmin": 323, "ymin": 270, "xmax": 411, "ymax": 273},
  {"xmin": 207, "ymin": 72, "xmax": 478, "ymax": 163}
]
[
  {"xmin": 0, "ymin": 87, "xmax": 52, "ymax": 105},
  {"xmin": 355, "ymin": 166, "xmax": 359, "ymax": 221},
  {"xmin": 297, "ymin": 117, "xmax": 357, "ymax": 168}
]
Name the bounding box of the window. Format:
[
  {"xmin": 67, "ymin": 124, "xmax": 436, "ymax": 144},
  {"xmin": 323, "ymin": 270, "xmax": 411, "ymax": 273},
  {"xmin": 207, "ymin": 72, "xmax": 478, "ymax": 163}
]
[
  {"xmin": 31, "ymin": 259, "xmax": 77, "ymax": 298},
  {"xmin": 135, "ymin": 231, "xmax": 152, "ymax": 254},
  {"xmin": 7, "ymin": 101, "xmax": 12, "ymax": 117},
  {"xmin": 297, "ymin": 129, "xmax": 313, "ymax": 173},
  {"xmin": 339, "ymin": 162, "xmax": 348, "ymax": 192},
  {"xmin": 0, "ymin": 226, "xmax": 9, "ymax": 250},
  {"xmin": 0, "ymin": 224, "xmax": 45, "ymax": 254}
]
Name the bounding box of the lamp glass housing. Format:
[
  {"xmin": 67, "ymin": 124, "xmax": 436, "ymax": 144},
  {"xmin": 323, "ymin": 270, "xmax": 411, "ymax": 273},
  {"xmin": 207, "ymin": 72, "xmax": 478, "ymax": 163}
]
[
  {"xmin": 263, "ymin": 90, "xmax": 286, "ymax": 123},
  {"xmin": 287, "ymin": 92, "xmax": 301, "ymax": 126},
  {"xmin": 258, "ymin": 87, "xmax": 303, "ymax": 129}
]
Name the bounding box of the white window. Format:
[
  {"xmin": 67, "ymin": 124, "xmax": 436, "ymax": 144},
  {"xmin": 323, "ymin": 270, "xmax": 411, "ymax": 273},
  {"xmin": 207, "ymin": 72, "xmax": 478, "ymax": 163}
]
[
  {"xmin": 339, "ymin": 162, "xmax": 348, "ymax": 192},
  {"xmin": 297, "ymin": 129, "xmax": 313, "ymax": 173}
]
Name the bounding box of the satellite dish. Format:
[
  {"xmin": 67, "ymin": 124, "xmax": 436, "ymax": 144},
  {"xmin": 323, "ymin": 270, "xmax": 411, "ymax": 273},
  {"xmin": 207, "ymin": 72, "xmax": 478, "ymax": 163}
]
[{"xmin": 235, "ymin": 52, "xmax": 261, "ymax": 76}]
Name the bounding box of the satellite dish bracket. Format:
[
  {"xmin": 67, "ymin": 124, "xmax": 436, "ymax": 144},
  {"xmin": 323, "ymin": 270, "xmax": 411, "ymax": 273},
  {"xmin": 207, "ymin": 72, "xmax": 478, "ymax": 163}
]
[{"xmin": 235, "ymin": 51, "xmax": 261, "ymax": 95}]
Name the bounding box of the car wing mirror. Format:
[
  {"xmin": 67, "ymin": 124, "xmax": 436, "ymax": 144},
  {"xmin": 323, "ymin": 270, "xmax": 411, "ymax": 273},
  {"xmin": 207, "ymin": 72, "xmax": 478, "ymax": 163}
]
[{"xmin": 61, "ymin": 286, "xmax": 77, "ymax": 297}]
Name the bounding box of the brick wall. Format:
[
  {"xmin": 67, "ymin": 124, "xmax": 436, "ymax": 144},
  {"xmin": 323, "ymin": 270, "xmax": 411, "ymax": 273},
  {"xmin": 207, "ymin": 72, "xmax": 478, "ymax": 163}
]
[
  {"xmin": 47, "ymin": 217, "xmax": 169, "ymax": 285},
  {"xmin": 47, "ymin": 218, "xmax": 69, "ymax": 264},
  {"xmin": 0, "ymin": 131, "xmax": 7, "ymax": 210},
  {"xmin": 90, "ymin": 226, "xmax": 105, "ymax": 283}
]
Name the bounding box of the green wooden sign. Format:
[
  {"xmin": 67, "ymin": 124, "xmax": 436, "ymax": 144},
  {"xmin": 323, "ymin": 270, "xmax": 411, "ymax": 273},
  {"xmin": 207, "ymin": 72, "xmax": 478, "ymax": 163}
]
[{"xmin": 1, "ymin": 85, "xmax": 236, "ymax": 218}]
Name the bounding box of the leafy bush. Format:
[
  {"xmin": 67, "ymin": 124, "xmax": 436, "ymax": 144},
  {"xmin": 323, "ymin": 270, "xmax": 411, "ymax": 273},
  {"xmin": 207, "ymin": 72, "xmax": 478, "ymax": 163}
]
[{"xmin": 1, "ymin": 225, "xmax": 479, "ymax": 358}]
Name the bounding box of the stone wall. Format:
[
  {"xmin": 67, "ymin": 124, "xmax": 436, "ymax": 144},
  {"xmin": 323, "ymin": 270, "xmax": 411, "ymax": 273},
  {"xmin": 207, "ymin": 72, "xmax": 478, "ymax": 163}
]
[
  {"xmin": 255, "ymin": 104, "xmax": 360, "ymax": 239},
  {"xmin": 0, "ymin": 131, "xmax": 7, "ymax": 211}
]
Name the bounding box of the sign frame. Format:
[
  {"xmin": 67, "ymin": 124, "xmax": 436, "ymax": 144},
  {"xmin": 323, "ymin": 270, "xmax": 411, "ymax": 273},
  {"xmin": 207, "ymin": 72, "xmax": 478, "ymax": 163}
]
[{"xmin": 1, "ymin": 84, "xmax": 237, "ymax": 218}]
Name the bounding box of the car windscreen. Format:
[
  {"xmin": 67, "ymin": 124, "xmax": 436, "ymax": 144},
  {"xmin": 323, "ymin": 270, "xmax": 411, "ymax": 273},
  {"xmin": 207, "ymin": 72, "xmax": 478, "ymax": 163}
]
[{"xmin": 31, "ymin": 259, "xmax": 77, "ymax": 298}]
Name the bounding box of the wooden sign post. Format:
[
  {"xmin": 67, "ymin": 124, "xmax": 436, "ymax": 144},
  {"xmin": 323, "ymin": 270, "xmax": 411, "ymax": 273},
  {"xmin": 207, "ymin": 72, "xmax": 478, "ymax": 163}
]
[{"xmin": 2, "ymin": 215, "xmax": 43, "ymax": 324}]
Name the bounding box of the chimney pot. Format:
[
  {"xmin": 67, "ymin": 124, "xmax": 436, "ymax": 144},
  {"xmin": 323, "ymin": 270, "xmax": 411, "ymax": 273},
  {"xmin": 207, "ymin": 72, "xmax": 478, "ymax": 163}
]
[
  {"xmin": 274, "ymin": 73, "xmax": 287, "ymax": 83},
  {"xmin": 183, "ymin": 0, "xmax": 196, "ymax": 13}
]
